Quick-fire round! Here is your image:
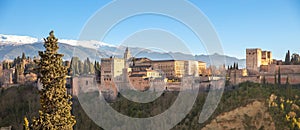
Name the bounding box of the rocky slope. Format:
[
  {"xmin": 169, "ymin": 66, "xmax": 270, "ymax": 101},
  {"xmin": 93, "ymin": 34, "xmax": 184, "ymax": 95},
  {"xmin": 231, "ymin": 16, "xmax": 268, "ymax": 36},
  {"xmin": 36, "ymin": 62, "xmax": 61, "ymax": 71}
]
[{"xmin": 202, "ymin": 100, "xmax": 275, "ymax": 130}]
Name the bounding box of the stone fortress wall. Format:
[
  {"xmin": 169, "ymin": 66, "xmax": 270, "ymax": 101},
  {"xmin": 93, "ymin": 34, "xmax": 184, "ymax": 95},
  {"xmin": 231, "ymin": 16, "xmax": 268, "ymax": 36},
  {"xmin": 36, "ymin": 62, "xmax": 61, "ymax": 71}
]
[{"xmin": 229, "ymin": 48, "xmax": 300, "ymax": 85}]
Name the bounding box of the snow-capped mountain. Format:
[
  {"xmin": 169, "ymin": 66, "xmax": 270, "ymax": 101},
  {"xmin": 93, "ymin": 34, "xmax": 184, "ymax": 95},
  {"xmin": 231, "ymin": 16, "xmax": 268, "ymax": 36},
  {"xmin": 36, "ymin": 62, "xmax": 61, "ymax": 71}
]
[
  {"xmin": 0, "ymin": 34, "xmax": 246, "ymax": 68},
  {"xmin": 58, "ymin": 39, "xmax": 115, "ymax": 48},
  {"xmin": 0, "ymin": 34, "xmax": 39, "ymax": 44},
  {"xmin": 0, "ymin": 34, "xmax": 115, "ymax": 49}
]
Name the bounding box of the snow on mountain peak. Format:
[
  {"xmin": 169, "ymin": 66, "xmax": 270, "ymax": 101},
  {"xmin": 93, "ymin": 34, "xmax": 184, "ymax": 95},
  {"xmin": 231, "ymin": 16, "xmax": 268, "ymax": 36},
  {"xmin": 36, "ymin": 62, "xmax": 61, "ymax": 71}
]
[
  {"xmin": 58, "ymin": 39, "xmax": 115, "ymax": 48},
  {"xmin": 0, "ymin": 34, "xmax": 38, "ymax": 44},
  {"xmin": 0, "ymin": 34, "xmax": 115, "ymax": 48}
]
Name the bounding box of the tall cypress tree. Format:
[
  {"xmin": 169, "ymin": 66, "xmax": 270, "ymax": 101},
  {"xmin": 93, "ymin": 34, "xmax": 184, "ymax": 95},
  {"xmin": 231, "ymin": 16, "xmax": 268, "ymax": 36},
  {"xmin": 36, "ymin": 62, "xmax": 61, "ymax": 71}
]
[
  {"xmin": 78, "ymin": 60, "xmax": 84, "ymax": 74},
  {"xmin": 278, "ymin": 67, "xmax": 281, "ymax": 85},
  {"xmin": 22, "ymin": 52, "xmax": 26, "ymax": 60},
  {"xmin": 262, "ymin": 75, "xmax": 266, "ymax": 85},
  {"xmin": 274, "ymin": 74, "xmax": 277, "ymax": 85},
  {"xmin": 94, "ymin": 61, "xmax": 101, "ymax": 83},
  {"xmin": 70, "ymin": 57, "xmax": 80, "ymax": 75},
  {"xmin": 285, "ymin": 50, "xmax": 291, "ymax": 65},
  {"xmin": 14, "ymin": 64, "xmax": 19, "ymax": 84},
  {"xmin": 286, "ymin": 75, "xmax": 292, "ymax": 98},
  {"xmin": 31, "ymin": 31, "xmax": 76, "ymax": 129},
  {"xmin": 83, "ymin": 59, "xmax": 88, "ymax": 74},
  {"xmin": 233, "ymin": 63, "xmax": 236, "ymax": 70}
]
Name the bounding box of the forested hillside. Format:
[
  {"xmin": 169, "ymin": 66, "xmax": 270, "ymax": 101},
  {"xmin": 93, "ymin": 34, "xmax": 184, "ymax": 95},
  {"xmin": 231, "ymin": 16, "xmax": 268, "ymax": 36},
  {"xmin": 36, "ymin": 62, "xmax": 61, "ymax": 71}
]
[{"xmin": 0, "ymin": 82, "xmax": 299, "ymax": 129}]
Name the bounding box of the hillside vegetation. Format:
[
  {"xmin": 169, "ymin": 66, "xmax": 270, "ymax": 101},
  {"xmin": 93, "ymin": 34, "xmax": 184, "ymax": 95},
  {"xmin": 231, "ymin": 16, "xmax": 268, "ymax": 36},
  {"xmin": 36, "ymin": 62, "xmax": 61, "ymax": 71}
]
[{"xmin": 0, "ymin": 82, "xmax": 299, "ymax": 129}]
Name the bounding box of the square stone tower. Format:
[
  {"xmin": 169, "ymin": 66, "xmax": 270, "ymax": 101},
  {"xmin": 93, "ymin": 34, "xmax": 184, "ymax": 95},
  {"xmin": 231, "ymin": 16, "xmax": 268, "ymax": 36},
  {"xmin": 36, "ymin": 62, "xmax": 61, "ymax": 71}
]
[
  {"xmin": 261, "ymin": 51, "xmax": 272, "ymax": 65},
  {"xmin": 246, "ymin": 48, "xmax": 262, "ymax": 72}
]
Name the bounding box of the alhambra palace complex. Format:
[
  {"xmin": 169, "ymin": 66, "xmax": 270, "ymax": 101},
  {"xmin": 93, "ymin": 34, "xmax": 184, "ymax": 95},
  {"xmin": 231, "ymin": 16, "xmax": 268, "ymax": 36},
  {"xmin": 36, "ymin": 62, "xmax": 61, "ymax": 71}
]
[
  {"xmin": 72, "ymin": 48, "xmax": 208, "ymax": 97},
  {"xmin": 1, "ymin": 48, "xmax": 300, "ymax": 98},
  {"xmin": 72, "ymin": 48, "xmax": 300, "ymax": 98}
]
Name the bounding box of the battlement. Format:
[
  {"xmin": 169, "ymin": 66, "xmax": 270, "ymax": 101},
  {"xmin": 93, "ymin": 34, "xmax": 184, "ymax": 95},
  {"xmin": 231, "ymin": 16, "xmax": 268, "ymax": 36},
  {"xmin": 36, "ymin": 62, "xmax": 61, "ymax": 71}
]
[{"xmin": 246, "ymin": 48, "xmax": 272, "ymax": 72}]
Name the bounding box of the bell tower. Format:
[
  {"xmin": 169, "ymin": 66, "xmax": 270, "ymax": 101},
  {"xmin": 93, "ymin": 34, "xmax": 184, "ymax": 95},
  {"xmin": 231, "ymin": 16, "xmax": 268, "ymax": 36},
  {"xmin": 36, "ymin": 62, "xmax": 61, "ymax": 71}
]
[
  {"xmin": 124, "ymin": 47, "xmax": 131, "ymax": 68},
  {"xmin": 124, "ymin": 47, "xmax": 131, "ymax": 60}
]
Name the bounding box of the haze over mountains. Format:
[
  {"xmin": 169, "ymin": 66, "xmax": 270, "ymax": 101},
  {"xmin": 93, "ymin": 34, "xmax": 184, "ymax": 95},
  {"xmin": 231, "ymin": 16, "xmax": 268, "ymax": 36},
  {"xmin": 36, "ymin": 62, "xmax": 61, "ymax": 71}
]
[{"xmin": 0, "ymin": 34, "xmax": 246, "ymax": 68}]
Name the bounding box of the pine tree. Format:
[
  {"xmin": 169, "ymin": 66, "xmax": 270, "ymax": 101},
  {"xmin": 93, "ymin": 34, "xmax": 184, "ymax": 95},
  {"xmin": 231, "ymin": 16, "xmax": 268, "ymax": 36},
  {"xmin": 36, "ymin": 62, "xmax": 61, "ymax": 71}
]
[{"xmin": 31, "ymin": 31, "xmax": 76, "ymax": 129}]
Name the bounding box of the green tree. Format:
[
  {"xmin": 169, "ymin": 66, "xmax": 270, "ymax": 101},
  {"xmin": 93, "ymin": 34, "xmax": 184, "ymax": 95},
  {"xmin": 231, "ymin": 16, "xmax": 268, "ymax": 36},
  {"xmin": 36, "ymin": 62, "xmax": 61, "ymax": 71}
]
[
  {"xmin": 13, "ymin": 64, "xmax": 20, "ymax": 84},
  {"xmin": 30, "ymin": 31, "xmax": 76, "ymax": 129},
  {"xmin": 83, "ymin": 61, "xmax": 87, "ymax": 74},
  {"xmin": 70, "ymin": 57, "xmax": 81, "ymax": 76},
  {"xmin": 24, "ymin": 62, "xmax": 37, "ymax": 75},
  {"xmin": 286, "ymin": 75, "xmax": 289, "ymax": 85},
  {"xmin": 83, "ymin": 57, "xmax": 94, "ymax": 75},
  {"xmin": 285, "ymin": 50, "xmax": 290, "ymax": 65},
  {"xmin": 286, "ymin": 75, "xmax": 292, "ymax": 98},
  {"xmin": 94, "ymin": 61, "xmax": 101, "ymax": 83},
  {"xmin": 78, "ymin": 60, "xmax": 84, "ymax": 74},
  {"xmin": 13, "ymin": 63, "xmax": 25, "ymax": 84},
  {"xmin": 2, "ymin": 61, "xmax": 10, "ymax": 70},
  {"xmin": 22, "ymin": 52, "xmax": 26, "ymax": 60},
  {"xmin": 70, "ymin": 57, "xmax": 78, "ymax": 75},
  {"xmin": 233, "ymin": 63, "xmax": 236, "ymax": 70},
  {"xmin": 90, "ymin": 63, "xmax": 95, "ymax": 74},
  {"xmin": 291, "ymin": 53, "xmax": 300, "ymax": 64},
  {"xmin": 262, "ymin": 76, "xmax": 266, "ymax": 85},
  {"xmin": 86, "ymin": 58, "xmax": 91, "ymax": 73},
  {"xmin": 278, "ymin": 67, "xmax": 281, "ymax": 85},
  {"xmin": 274, "ymin": 74, "xmax": 277, "ymax": 85}
]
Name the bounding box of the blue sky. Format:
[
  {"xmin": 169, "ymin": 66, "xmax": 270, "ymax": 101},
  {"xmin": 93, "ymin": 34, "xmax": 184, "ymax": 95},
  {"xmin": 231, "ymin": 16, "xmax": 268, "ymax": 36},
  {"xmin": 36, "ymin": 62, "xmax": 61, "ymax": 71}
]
[{"xmin": 0, "ymin": 0, "xmax": 300, "ymax": 59}]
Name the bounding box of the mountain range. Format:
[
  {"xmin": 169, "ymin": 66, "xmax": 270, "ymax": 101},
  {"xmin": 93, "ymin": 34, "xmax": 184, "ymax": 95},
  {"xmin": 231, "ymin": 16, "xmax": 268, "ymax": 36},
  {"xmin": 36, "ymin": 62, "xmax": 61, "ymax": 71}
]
[{"xmin": 0, "ymin": 34, "xmax": 246, "ymax": 68}]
